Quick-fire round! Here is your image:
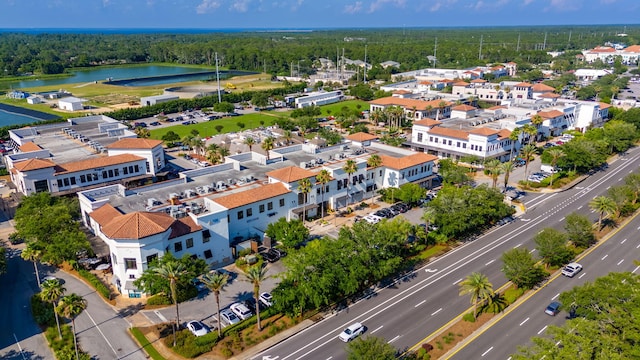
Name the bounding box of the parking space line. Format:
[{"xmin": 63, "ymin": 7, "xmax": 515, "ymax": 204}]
[
  {"xmin": 519, "ymin": 317, "xmax": 529, "ymax": 326},
  {"xmin": 431, "ymin": 308, "xmax": 443, "ymax": 316},
  {"xmin": 481, "ymin": 346, "xmax": 493, "ymax": 357},
  {"xmin": 538, "ymin": 325, "xmax": 547, "ymax": 335}
]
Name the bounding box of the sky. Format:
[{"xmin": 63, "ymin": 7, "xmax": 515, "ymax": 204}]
[{"xmin": 1, "ymin": 0, "xmax": 639, "ymax": 29}]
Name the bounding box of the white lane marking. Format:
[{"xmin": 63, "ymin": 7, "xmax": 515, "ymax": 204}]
[
  {"xmin": 551, "ymin": 293, "xmax": 559, "ymax": 300},
  {"xmin": 485, "ymin": 259, "xmax": 495, "ymax": 266},
  {"xmin": 633, "ymin": 266, "xmax": 640, "ymax": 274},
  {"xmin": 415, "ymin": 300, "xmax": 426, "ymax": 308},
  {"xmin": 84, "ymin": 310, "xmax": 119, "ymax": 357},
  {"xmin": 538, "ymin": 325, "xmax": 548, "ymax": 335},
  {"xmin": 453, "ymin": 278, "xmax": 463, "ymax": 285},
  {"xmin": 519, "ymin": 317, "xmax": 530, "ymax": 326},
  {"xmin": 371, "ymin": 325, "xmax": 383, "ymax": 334},
  {"xmin": 637, "ymin": 243, "xmax": 640, "ymax": 249},
  {"xmin": 388, "ymin": 336, "xmax": 400, "ymax": 344},
  {"xmin": 559, "ymin": 217, "xmax": 565, "ymax": 221},
  {"xmin": 263, "ymin": 357, "xmax": 279, "ymax": 360},
  {"xmin": 431, "ymin": 308, "xmax": 443, "ymax": 316},
  {"xmin": 12, "ymin": 333, "xmax": 26, "ymax": 360},
  {"xmin": 526, "ymin": 193, "xmax": 557, "ymax": 208},
  {"xmin": 637, "ymin": 226, "xmax": 640, "ymax": 230},
  {"xmin": 325, "ymin": 358, "xmax": 332, "ymax": 360},
  {"xmin": 606, "ymin": 186, "xmax": 611, "ymax": 189},
  {"xmin": 602, "ymin": 254, "xmax": 608, "ymax": 261},
  {"xmin": 530, "ymin": 249, "xmax": 536, "ymax": 254},
  {"xmin": 154, "ymin": 310, "xmax": 168, "ymax": 322},
  {"xmin": 514, "ymin": 243, "xmax": 522, "ymax": 248},
  {"xmin": 578, "ymin": 273, "xmax": 586, "ymax": 279},
  {"xmin": 577, "ymin": 205, "xmax": 583, "ymax": 210},
  {"xmin": 481, "ymin": 347, "xmax": 494, "ymax": 357},
  {"xmin": 621, "ymin": 238, "xmax": 627, "ymax": 244},
  {"xmin": 619, "ymin": 177, "xmax": 623, "ymax": 181},
  {"xmin": 617, "ymin": 259, "xmax": 624, "ymax": 266},
  {"xmin": 425, "ymin": 268, "xmax": 438, "ymax": 273}
]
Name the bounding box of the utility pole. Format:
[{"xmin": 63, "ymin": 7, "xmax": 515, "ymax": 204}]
[
  {"xmin": 479, "ymin": 35, "xmax": 483, "ymax": 60},
  {"xmin": 568, "ymin": 31, "xmax": 572, "ymax": 48},
  {"xmin": 342, "ymin": 48, "xmax": 345, "ymax": 82},
  {"xmin": 215, "ymin": 52, "xmax": 221, "ymax": 103},
  {"xmin": 363, "ymin": 44, "xmax": 367, "ymax": 83},
  {"xmin": 433, "ymin": 37, "xmax": 438, "ymax": 68},
  {"xmin": 543, "ymin": 32, "xmax": 547, "ymax": 50},
  {"xmin": 516, "ymin": 33, "xmax": 521, "ymax": 52},
  {"xmin": 263, "ymin": 59, "xmax": 266, "ymax": 74}
]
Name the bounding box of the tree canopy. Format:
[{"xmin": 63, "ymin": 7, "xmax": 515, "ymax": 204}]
[
  {"xmin": 265, "ymin": 218, "xmax": 309, "ymax": 249},
  {"xmin": 501, "ymin": 247, "xmax": 547, "ymax": 289},
  {"xmin": 134, "ymin": 253, "xmax": 207, "ymax": 303}
]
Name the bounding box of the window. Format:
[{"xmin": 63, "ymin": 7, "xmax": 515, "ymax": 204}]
[
  {"xmin": 429, "ymin": 136, "xmax": 433, "ymax": 142},
  {"xmin": 102, "ymin": 171, "xmax": 107, "ymax": 179},
  {"xmin": 259, "ymin": 204, "xmax": 265, "ymax": 213},
  {"xmin": 237, "ymin": 211, "xmax": 244, "ymax": 220},
  {"xmin": 63, "ymin": 178, "xmax": 70, "ymax": 187},
  {"xmin": 279, "ymin": 199, "xmax": 285, "ymax": 207},
  {"xmin": 108, "ymin": 169, "xmax": 114, "ymax": 178},
  {"xmin": 70, "ymin": 177, "xmax": 76, "ymax": 185},
  {"xmin": 114, "ymin": 168, "xmax": 119, "ymax": 176},
  {"xmin": 337, "ymin": 181, "xmax": 342, "ymax": 190},
  {"xmin": 146, "ymin": 254, "xmax": 158, "ymax": 265},
  {"xmin": 129, "ymin": 274, "xmax": 136, "ymax": 279},
  {"xmin": 124, "ymin": 258, "xmax": 137, "ymax": 270},
  {"xmin": 204, "ymin": 250, "xmax": 213, "ymax": 259},
  {"xmin": 174, "ymin": 241, "xmax": 183, "ymax": 252},
  {"xmin": 112, "ymin": 253, "xmax": 118, "ymax": 265},
  {"xmin": 203, "ymin": 236, "xmax": 210, "ymax": 244},
  {"xmin": 463, "ymin": 143, "xmax": 467, "ymax": 149},
  {"xmin": 134, "ymin": 165, "xmax": 140, "ymax": 173},
  {"xmin": 123, "ymin": 167, "xmax": 129, "ymax": 175},
  {"xmin": 417, "ymin": 133, "xmax": 423, "ymax": 142},
  {"xmin": 246, "ymin": 208, "xmax": 253, "ymax": 217},
  {"xmin": 379, "ymin": 170, "xmax": 383, "ymax": 177},
  {"xmin": 92, "ymin": 174, "xmax": 98, "ymax": 181},
  {"xmin": 456, "ymin": 142, "xmax": 460, "ymax": 148},
  {"xmin": 80, "ymin": 175, "xmax": 86, "ymax": 183},
  {"xmin": 128, "ymin": 166, "xmax": 133, "ymax": 174},
  {"xmin": 186, "ymin": 238, "xmax": 194, "ymax": 248},
  {"xmin": 57, "ymin": 179, "xmax": 63, "ymax": 188},
  {"xmin": 267, "ymin": 202, "xmax": 273, "ymax": 211},
  {"xmin": 448, "ymin": 140, "xmax": 452, "ymax": 146}
]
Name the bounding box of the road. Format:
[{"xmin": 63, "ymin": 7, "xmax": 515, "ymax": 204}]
[
  {"xmin": 249, "ymin": 146, "xmax": 640, "ymax": 360},
  {"xmin": 449, "ymin": 211, "xmax": 640, "ymax": 360}
]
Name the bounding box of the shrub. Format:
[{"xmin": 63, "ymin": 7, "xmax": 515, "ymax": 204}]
[
  {"xmin": 221, "ymin": 348, "xmax": 233, "ymax": 357},
  {"xmin": 130, "ymin": 328, "xmax": 165, "ymax": 360},
  {"xmin": 31, "ymin": 295, "xmax": 55, "ymax": 327},
  {"xmin": 462, "ymin": 312, "xmax": 476, "ymax": 323},
  {"xmin": 77, "ymin": 269, "xmax": 112, "ymax": 300},
  {"xmin": 8, "ymin": 232, "xmax": 24, "ymax": 245},
  {"xmin": 147, "ymin": 294, "xmax": 172, "ymax": 306},
  {"xmin": 504, "ymin": 287, "xmax": 525, "ymax": 305},
  {"xmin": 164, "ymin": 329, "xmax": 219, "ymax": 358}
]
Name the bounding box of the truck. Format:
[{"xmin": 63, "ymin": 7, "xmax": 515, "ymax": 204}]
[{"xmin": 540, "ymin": 164, "xmax": 560, "ymax": 174}]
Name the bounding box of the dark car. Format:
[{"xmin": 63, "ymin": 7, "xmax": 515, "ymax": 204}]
[
  {"xmin": 133, "ymin": 122, "xmax": 147, "ymax": 128},
  {"xmin": 260, "ymin": 250, "xmax": 279, "ymax": 263},
  {"xmin": 243, "ymin": 297, "xmax": 266, "ymax": 312},
  {"xmin": 149, "ymin": 121, "xmax": 161, "ymax": 126},
  {"xmin": 545, "ymin": 301, "xmax": 561, "ymax": 316},
  {"xmin": 271, "ymin": 248, "xmax": 287, "ymax": 258}
]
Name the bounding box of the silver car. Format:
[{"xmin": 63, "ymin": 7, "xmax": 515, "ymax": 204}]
[{"xmin": 220, "ymin": 309, "xmax": 240, "ymax": 326}]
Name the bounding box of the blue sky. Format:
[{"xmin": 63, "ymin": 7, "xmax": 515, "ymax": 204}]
[{"xmin": 1, "ymin": 0, "xmax": 639, "ymax": 29}]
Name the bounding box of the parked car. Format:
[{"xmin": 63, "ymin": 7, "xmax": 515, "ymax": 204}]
[
  {"xmin": 545, "ymin": 301, "xmax": 561, "ymax": 316},
  {"xmin": 271, "ymin": 247, "xmax": 287, "ymax": 258},
  {"xmin": 219, "ymin": 309, "xmax": 240, "ymax": 326},
  {"xmin": 338, "ymin": 322, "xmax": 365, "ymax": 342},
  {"xmin": 243, "ymin": 297, "xmax": 266, "ymax": 312},
  {"xmin": 364, "ymin": 214, "xmax": 382, "ymax": 224},
  {"xmin": 260, "ymin": 249, "xmax": 279, "ymax": 263},
  {"xmin": 259, "ymin": 292, "xmax": 273, "ymax": 307},
  {"xmin": 192, "ymin": 278, "xmax": 207, "ymax": 292},
  {"xmin": 561, "ymin": 262, "xmax": 583, "ymax": 278},
  {"xmin": 149, "ymin": 121, "xmax": 161, "ymax": 126},
  {"xmin": 230, "ymin": 302, "xmax": 253, "ymax": 320},
  {"xmin": 186, "ymin": 320, "xmax": 211, "ymax": 337},
  {"xmin": 41, "ymin": 275, "xmax": 64, "ymax": 285}
]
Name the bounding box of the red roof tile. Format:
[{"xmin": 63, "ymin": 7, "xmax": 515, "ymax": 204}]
[
  {"xmin": 212, "ymin": 183, "xmax": 290, "ymax": 209},
  {"xmin": 428, "ymin": 126, "xmax": 469, "ymax": 140},
  {"xmin": 381, "ymin": 152, "xmax": 438, "ymax": 170},
  {"xmin": 514, "ymin": 82, "xmax": 533, "ymax": 87},
  {"xmin": 468, "ymin": 127, "xmax": 499, "ymax": 136},
  {"xmin": 107, "ymin": 138, "xmax": 163, "ymax": 149},
  {"xmin": 19, "ymin": 142, "xmax": 42, "ymax": 152},
  {"xmin": 413, "ymin": 118, "xmax": 442, "ymax": 127},
  {"xmin": 13, "ymin": 158, "xmax": 56, "ymax": 172},
  {"xmin": 169, "ymin": 217, "xmax": 202, "ymax": 239},
  {"xmin": 89, "ymin": 204, "xmax": 123, "ymax": 227},
  {"xmin": 538, "ymin": 110, "xmax": 565, "ymax": 119},
  {"xmin": 266, "ymin": 166, "xmax": 316, "ymax": 183},
  {"xmin": 452, "ymin": 104, "xmax": 477, "ymax": 112},
  {"xmin": 54, "ymin": 154, "xmax": 145, "ymax": 175},
  {"xmin": 531, "ymin": 83, "xmax": 555, "ymax": 92},
  {"xmin": 101, "ymin": 212, "xmax": 175, "ymax": 239},
  {"xmin": 346, "ymin": 132, "xmax": 378, "ymax": 142}
]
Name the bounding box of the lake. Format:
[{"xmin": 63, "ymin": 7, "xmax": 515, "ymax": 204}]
[
  {"xmin": 6, "ymin": 65, "xmax": 220, "ymax": 89},
  {"xmin": 0, "ymin": 103, "xmax": 60, "ymax": 127}
]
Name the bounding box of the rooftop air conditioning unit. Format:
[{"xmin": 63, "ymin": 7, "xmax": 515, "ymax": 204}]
[{"xmin": 184, "ymin": 189, "xmax": 196, "ymax": 198}]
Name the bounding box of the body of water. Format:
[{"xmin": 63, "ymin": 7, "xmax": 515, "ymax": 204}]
[
  {"xmin": 0, "ymin": 103, "xmax": 59, "ymax": 127},
  {"xmin": 7, "ymin": 65, "xmax": 214, "ymax": 89},
  {"xmin": 0, "ymin": 109, "xmax": 46, "ymax": 127}
]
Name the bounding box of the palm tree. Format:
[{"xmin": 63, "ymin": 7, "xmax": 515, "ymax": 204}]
[
  {"xmin": 366, "ymin": 154, "xmax": 382, "ymax": 204},
  {"xmin": 57, "ymin": 293, "xmax": 87, "ymax": 360},
  {"xmin": 21, "ymin": 244, "xmax": 42, "ymax": 286},
  {"xmin": 152, "ymin": 261, "xmax": 187, "ymax": 346},
  {"xmin": 343, "ymin": 159, "xmax": 358, "ymax": 207},
  {"xmin": 458, "ymin": 272, "xmax": 494, "ymax": 320},
  {"xmin": 520, "ymin": 144, "xmax": 537, "ymax": 183},
  {"xmin": 41, "ymin": 278, "xmax": 66, "ymax": 339},
  {"xmin": 191, "ymin": 136, "xmax": 205, "ymax": 156},
  {"xmin": 297, "ymin": 177, "xmax": 312, "ymax": 223},
  {"xmin": 316, "ymin": 169, "xmax": 331, "ymax": 219},
  {"xmin": 422, "ymin": 207, "xmax": 436, "ymax": 231},
  {"xmin": 134, "ymin": 127, "xmax": 151, "ymax": 138},
  {"xmin": 500, "ymin": 161, "xmax": 515, "ymax": 191},
  {"xmin": 201, "ymin": 272, "xmax": 229, "ymax": 337},
  {"xmin": 531, "ymin": 114, "xmax": 544, "ymax": 128},
  {"xmin": 508, "ymin": 128, "xmax": 521, "ymax": 161},
  {"xmin": 218, "ymin": 146, "xmax": 230, "ymax": 163},
  {"xmin": 262, "ymin": 136, "xmax": 275, "ymax": 161},
  {"xmin": 522, "ymin": 124, "xmax": 537, "ymax": 145},
  {"xmin": 243, "ymin": 136, "xmax": 255, "ymax": 152},
  {"xmin": 206, "ymin": 143, "xmax": 221, "ymax": 164},
  {"xmin": 282, "ymin": 130, "xmax": 292, "ymax": 145},
  {"xmin": 484, "ymin": 159, "xmax": 502, "ymax": 188},
  {"xmin": 243, "ymin": 265, "xmax": 269, "ymax": 331},
  {"xmin": 181, "ymin": 134, "xmax": 195, "ymax": 153},
  {"xmin": 589, "ymin": 196, "xmax": 617, "ymax": 229},
  {"xmin": 547, "ymin": 148, "xmax": 565, "ymax": 186}
]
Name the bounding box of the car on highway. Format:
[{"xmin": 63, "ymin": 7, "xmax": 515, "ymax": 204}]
[
  {"xmin": 338, "ymin": 322, "xmax": 365, "ymax": 342},
  {"xmin": 186, "ymin": 320, "xmax": 211, "ymax": 337},
  {"xmin": 230, "ymin": 302, "xmax": 253, "ymax": 320},
  {"xmin": 220, "ymin": 309, "xmax": 240, "ymax": 326},
  {"xmin": 561, "ymin": 262, "xmax": 583, "ymax": 277},
  {"xmin": 545, "ymin": 301, "xmax": 561, "ymax": 316},
  {"xmin": 259, "ymin": 292, "xmax": 273, "ymax": 307}
]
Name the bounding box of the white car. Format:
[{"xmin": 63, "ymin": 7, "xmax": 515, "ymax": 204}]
[
  {"xmin": 562, "ymin": 262, "xmax": 583, "ymax": 277},
  {"xmin": 364, "ymin": 214, "xmax": 382, "ymax": 225},
  {"xmin": 219, "ymin": 309, "xmax": 240, "ymax": 326},
  {"xmin": 186, "ymin": 320, "xmax": 210, "ymax": 337},
  {"xmin": 338, "ymin": 322, "xmax": 365, "ymax": 342},
  {"xmin": 230, "ymin": 302, "xmax": 253, "ymax": 320},
  {"xmin": 259, "ymin": 292, "xmax": 273, "ymax": 307}
]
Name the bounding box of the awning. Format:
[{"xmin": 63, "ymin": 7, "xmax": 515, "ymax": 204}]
[{"xmin": 291, "ymin": 203, "xmax": 319, "ymax": 214}]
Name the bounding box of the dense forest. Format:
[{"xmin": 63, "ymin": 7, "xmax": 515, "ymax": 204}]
[{"xmin": 1, "ymin": 26, "xmax": 639, "ymax": 79}]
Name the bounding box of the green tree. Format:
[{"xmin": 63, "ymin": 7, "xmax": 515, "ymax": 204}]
[
  {"xmin": 438, "ymin": 159, "xmax": 471, "ymax": 187},
  {"xmin": 297, "ymin": 177, "xmax": 312, "ymax": 223},
  {"xmin": 564, "ymin": 213, "xmax": 596, "ymax": 248},
  {"xmin": 161, "ymin": 130, "xmax": 180, "ymax": 145},
  {"xmin": 625, "ymin": 173, "xmax": 640, "ymax": 204},
  {"xmin": 265, "ymin": 218, "xmax": 309, "ymax": 249},
  {"xmin": 533, "ymin": 228, "xmax": 573, "ymax": 268},
  {"xmin": 501, "ymin": 161, "xmax": 515, "ymax": 190},
  {"xmin": 607, "ymin": 185, "xmax": 633, "ymax": 218},
  {"xmin": 589, "ymin": 196, "xmax": 617, "ymax": 228},
  {"xmin": 57, "ymin": 293, "xmax": 87, "ymax": 360},
  {"xmin": 501, "ymin": 248, "xmax": 547, "ymax": 289},
  {"xmin": 508, "ymin": 128, "xmax": 521, "ymax": 161},
  {"xmin": 40, "ymin": 278, "xmax": 66, "ymax": 339},
  {"xmin": 261, "ymin": 136, "xmax": 275, "ymax": 160},
  {"xmin": 558, "ymin": 138, "xmax": 609, "ymax": 174},
  {"xmin": 213, "ymin": 101, "xmax": 235, "ymax": 113},
  {"xmin": 366, "ymin": 154, "xmax": 382, "ymax": 204},
  {"xmin": 214, "ymin": 124, "xmax": 224, "ymax": 133},
  {"xmin": 316, "ymin": 169, "xmax": 331, "ymax": 218},
  {"xmin": 243, "ymin": 136, "xmax": 255, "ymax": 152},
  {"xmin": 484, "ymin": 159, "xmax": 503, "ymax": 188},
  {"xmin": 201, "ymin": 272, "xmax": 229, "ymax": 337},
  {"xmin": 397, "ymin": 183, "xmax": 426, "ymax": 205},
  {"xmin": 520, "ymin": 144, "xmax": 537, "ymax": 182},
  {"xmin": 243, "ymin": 265, "xmax": 269, "ymax": 331},
  {"xmin": 346, "ymin": 336, "xmax": 397, "ymax": 360},
  {"xmin": 251, "ymin": 93, "xmax": 270, "ymax": 108},
  {"xmin": 343, "ymin": 159, "xmax": 358, "ymax": 207},
  {"xmin": 546, "ymin": 148, "xmax": 565, "ymax": 186},
  {"xmin": 152, "ymin": 260, "xmax": 187, "ymax": 345},
  {"xmin": 282, "ymin": 130, "xmax": 293, "ymax": 145},
  {"xmin": 21, "ymin": 243, "xmax": 43, "ymax": 285},
  {"xmin": 459, "ymin": 272, "xmax": 494, "ymax": 319},
  {"xmin": 603, "ymin": 120, "xmax": 637, "ymax": 153}
]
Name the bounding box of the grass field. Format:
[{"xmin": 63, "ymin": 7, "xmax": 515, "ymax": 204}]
[
  {"xmin": 149, "ymin": 112, "xmax": 282, "ymax": 139},
  {"xmin": 319, "ymin": 100, "xmax": 370, "ymax": 116}
]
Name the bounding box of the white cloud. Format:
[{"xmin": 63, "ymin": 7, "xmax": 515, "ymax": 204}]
[
  {"xmin": 523, "ymin": 0, "xmax": 534, "ymax": 5},
  {"xmin": 472, "ymin": 0, "xmax": 509, "ymax": 10},
  {"xmin": 545, "ymin": 0, "xmax": 580, "ymax": 11},
  {"xmin": 291, "ymin": 0, "xmax": 304, "ymax": 11},
  {"xmin": 230, "ymin": 0, "xmax": 251, "ymax": 12},
  {"xmin": 196, "ymin": 0, "xmax": 222, "ymax": 14},
  {"xmin": 421, "ymin": 0, "xmax": 458, "ymax": 12},
  {"xmin": 367, "ymin": 0, "xmax": 406, "ymax": 13},
  {"xmin": 344, "ymin": 1, "xmax": 363, "ymax": 13}
]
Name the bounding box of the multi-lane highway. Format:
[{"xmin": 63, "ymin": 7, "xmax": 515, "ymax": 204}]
[{"xmin": 251, "ymin": 146, "xmax": 640, "ymax": 360}]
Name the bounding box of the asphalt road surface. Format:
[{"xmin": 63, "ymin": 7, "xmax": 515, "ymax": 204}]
[{"xmin": 249, "ymin": 145, "xmax": 640, "ymax": 360}]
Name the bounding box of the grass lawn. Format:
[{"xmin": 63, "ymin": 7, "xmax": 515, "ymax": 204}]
[
  {"xmin": 149, "ymin": 112, "xmax": 280, "ymax": 139},
  {"xmin": 319, "ymin": 99, "xmax": 370, "ymax": 116},
  {"xmin": 130, "ymin": 328, "xmax": 166, "ymax": 360}
]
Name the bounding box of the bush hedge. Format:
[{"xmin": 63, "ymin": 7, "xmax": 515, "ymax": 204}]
[
  {"xmin": 31, "ymin": 295, "xmax": 56, "ymax": 327},
  {"xmin": 164, "ymin": 329, "xmax": 219, "ymax": 358},
  {"xmin": 130, "ymin": 328, "xmax": 166, "ymax": 360},
  {"xmin": 504, "ymin": 287, "xmax": 525, "ymax": 305},
  {"xmin": 222, "ymin": 306, "xmax": 278, "ymax": 336},
  {"xmin": 77, "ymin": 269, "xmax": 112, "ymax": 300}
]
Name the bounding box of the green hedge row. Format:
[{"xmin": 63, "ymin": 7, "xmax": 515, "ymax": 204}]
[
  {"xmin": 164, "ymin": 329, "xmax": 219, "ymax": 358},
  {"xmin": 222, "ymin": 306, "xmax": 278, "ymax": 336},
  {"xmin": 77, "ymin": 269, "xmax": 112, "ymax": 300},
  {"xmin": 130, "ymin": 328, "xmax": 166, "ymax": 360}
]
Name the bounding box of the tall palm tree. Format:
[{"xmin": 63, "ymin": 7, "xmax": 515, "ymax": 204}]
[
  {"xmin": 589, "ymin": 196, "xmax": 617, "ymax": 229},
  {"xmin": 508, "ymin": 128, "xmax": 521, "ymax": 161},
  {"xmin": 243, "ymin": 265, "xmax": 269, "ymax": 331},
  {"xmin": 520, "ymin": 144, "xmax": 537, "ymax": 183},
  {"xmin": 343, "ymin": 159, "xmax": 358, "ymax": 207},
  {"xmin": 181, "ymin": 134, "xmax": 195, "ymax": 153},
  {"xmin": 531, "ymin": 114, "xmax": 544, "ymax": 128},
  {"xmin": 57, "ymin": 293, "xmax": 87, "ymax": 360},
  {"xmin": 484, "ymin": 159, "xmax": 502, "ymax": 188},
  {"xmin": 316, "ymin": 169, "xmax": 331, "ymax": 219},
  {"xmin": 422, "ymin": 207, "xmax": 436, "ymax": 230},
  {"xmin": 262, "ymin": 136, "xmax": 275, "ymax": 161},
  {"xmin": 21, "ymin": 244, "xmax": 42, "ymax": 286},
  {"xmin": 366, "ymin": 154, "xmax": 383, "ymax": 204},
  {"xmin": 297, "ymin": 177, "xmax": 312, "ymax": 223},
  {"xmin": 282, "ymin": 130, "xmax": 292, "ymax": 145},
  {"xmin": 243, "ymin": 136, "xmax": 255, "ymax": 152},
  {"xmin": 522, "ymin": 124, "xmax": 537, "ymax": 145},
  {"xmin": 458, "ymin": 272, "xmax": 494, "ymax": 320},
  {"xmin": 206, "ymin": 143, "xmax": 221, "ymax": 164},
  {"xmin": 500, "ymin": 161, "xmax": 515, "ymax": 191},
  {"xmin": 153, "ymin": 261, "xmax": 187, "ymax": 345},
  {"xmin": 191, "ymin": 136, "xmax": 205, "ymax": 156},
  {"xmin": 41, "ymin": 278, "xmax": 66, "ymax": 339},
  {"xmin": 201, "ymin": 272, "xmax": 229, "ymax": 337},
  {"xmin": 547, "ymin": 148, "xmax": 565, "ymax": 187},
  {"xmin": 218, "ymin": 146, "xmax": 230, "ymax": 163}
]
